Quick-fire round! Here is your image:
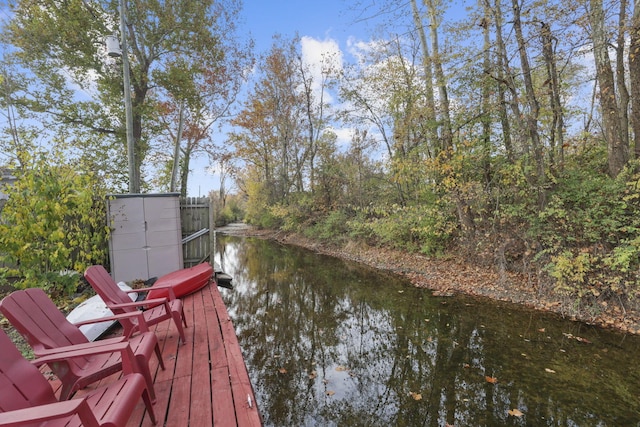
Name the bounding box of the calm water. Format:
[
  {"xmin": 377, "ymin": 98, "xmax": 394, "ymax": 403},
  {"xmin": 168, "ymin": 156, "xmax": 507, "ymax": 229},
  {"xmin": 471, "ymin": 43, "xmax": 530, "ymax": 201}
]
[{"xmin": 213, "ymin": 234, "xmax": 640, "ymax": 426}]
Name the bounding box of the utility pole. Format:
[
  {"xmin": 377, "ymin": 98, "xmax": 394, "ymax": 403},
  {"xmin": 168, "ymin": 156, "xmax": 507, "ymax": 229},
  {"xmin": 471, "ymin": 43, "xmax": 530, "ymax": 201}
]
[{"xmin": 120, "ymin": 0, "xmax": 137, "ymax": 193}]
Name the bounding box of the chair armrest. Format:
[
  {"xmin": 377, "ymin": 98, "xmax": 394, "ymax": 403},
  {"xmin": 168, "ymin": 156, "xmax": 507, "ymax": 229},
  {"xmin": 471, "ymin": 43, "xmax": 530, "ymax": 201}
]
[
  {"xmin": 0, "ymin": 399, "xmax": 99, "ymax": 427},
  {"xmin": 129, "ymin": 284, "xmax": 178, "ymax": 300},
  {"xmin": 32, "ymin": 334, "xmax": 131, "ymax": 356},
  {"xmin": 107, "ymin": 297, "xmax": 172, "ymax": 312},
  {"xmin": 72, "ymin": 310, "xmax": 150, "ymax": 333},
  {"xmin": 32, "ymin": 342, "xmax": 139, "ymax": 375},
  {"xmin": 34, "ymin": 338, "xmax": 114, "ymax": 356},
  {"xmin": 106, "ymin": 297, "xmax": 169, "ymax": 309}
]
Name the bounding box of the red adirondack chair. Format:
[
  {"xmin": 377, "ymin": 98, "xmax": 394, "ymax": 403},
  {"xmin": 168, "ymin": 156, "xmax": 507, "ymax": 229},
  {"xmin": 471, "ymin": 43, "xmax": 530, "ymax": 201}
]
[
  {"xmin": 84, "ymin": 265, "xmax": 187, "ymax": 344},
  {"xmin": 0, "ymin": 288, "xmax": 165, "ymax": 402},
  {"xmin": 0, "ymin": 328, "xmax": 157, "ymax": 426}
]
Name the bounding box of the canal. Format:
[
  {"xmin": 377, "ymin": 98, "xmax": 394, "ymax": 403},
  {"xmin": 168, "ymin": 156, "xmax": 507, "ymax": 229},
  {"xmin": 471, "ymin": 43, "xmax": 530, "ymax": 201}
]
[{"xmin": 214, "ymin": 233, "xmax": 640, "ymax": 426}]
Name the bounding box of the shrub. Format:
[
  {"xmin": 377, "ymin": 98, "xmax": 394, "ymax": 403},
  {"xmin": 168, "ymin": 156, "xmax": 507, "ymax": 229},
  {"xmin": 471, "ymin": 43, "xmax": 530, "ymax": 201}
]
[
  {"xmin": 347, "ymin": 202, "xmax": 455, "ymax": 256},
  {"xmin": 536, "ymin": 159, "xmax": 640, "ymax": 299},
  {"xmin": 0, "ymin": 155, "xmax": 108, "ymax": 296},
  {"xmin": 304, "ymin": 209, "xmax": 351, "ymax": 242}
]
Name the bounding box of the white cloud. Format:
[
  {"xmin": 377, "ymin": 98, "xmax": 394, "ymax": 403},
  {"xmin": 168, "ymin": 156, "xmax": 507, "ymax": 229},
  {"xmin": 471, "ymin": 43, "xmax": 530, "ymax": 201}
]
[
  {"xmin": 330, "ymin": 126, "xmax": 354, "ymax": 148},
  {"xmin": 345, "ymin": 36, "xmax": 385, "ymax": 65},
  {"xmin": 300, "ymin": 36, "xmax": 343, "ymax": 104},
  {"xmin": 300, "ymin": 36, "xmax": 342, "ymax": 65}
]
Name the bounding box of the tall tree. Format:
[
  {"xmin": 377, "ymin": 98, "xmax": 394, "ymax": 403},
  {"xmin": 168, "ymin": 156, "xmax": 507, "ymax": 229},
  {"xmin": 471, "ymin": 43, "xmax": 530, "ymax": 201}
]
[
  {"xmin": 154, "ymin": 32, "xmax": 254, "ymax": 197},
  {"xmin": 630, "ymin": 0, "xmax": 640, "ymax": 157},
  {"xmin": 296, "ymin": 46, "xmax": 337, "ymax": 195},
  {"xmin": 540, "ymin": 21, "xmax": 565, "ymax": 171},
  {"xmin": 3, "ymin": 0, "xmax": 242, "ymax": 192},
  {"xmin": 589, "ymin": 0, "xmax": 628, "ymax": 176},
  {"xmin": 512, "ymin": 0, "xmax": 545, "ymax": 192},
  {"xmin": 425, "ymin": 0, "xmax": 453, "ymax": 154},
  {"xmin": 231, "ymin": 36, "xmax": 335, "ymax": 204},
  {"xmin": 410, "ymin": 0, "xmax": 437, "ymax": 150}
]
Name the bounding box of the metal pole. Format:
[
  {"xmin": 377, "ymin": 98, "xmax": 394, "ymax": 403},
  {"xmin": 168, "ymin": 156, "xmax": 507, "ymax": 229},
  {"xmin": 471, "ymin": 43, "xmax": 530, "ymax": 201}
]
[{"xmin": 120, "ymin": 0, "xmax": 137, "ymax": 193}]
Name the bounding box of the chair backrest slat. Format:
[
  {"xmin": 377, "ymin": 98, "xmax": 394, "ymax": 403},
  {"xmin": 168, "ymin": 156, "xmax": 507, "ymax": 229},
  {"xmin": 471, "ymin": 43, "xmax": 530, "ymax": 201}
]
[
  {"xmin": 0, "ymin": 329, "xmax": 57, "ymax": 413},
  {"xmin": 85, "ymin": 266, "xmax": 135, "ymax": 312},
  {"xmin": 0, "ymin": 288, "xmax": 93, "ymax": 369}
]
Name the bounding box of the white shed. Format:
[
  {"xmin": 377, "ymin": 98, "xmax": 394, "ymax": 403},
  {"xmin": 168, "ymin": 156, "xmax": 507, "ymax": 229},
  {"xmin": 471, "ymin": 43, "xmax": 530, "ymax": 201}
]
[{"xmin": 107, "ymin": 193, "xmax": 183, "ymax": 284}]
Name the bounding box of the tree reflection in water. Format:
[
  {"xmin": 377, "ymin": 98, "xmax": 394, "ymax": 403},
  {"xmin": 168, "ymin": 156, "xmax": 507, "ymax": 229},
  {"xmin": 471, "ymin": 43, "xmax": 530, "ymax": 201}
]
[{"xmin": 215, "ymin": 234, "xmax": 640, "ymax": 427}]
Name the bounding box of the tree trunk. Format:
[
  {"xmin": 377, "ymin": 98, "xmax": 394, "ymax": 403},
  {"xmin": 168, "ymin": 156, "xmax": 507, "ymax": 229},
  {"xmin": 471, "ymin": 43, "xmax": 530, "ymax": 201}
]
[
  {"xmin": 617, "ymin": 0, "xmax": 630, "ymax": 151},
  {"xmin": 540, "ymin": 21, "xmax": 565, "ymax": 172},
  {"xmin": 481, "ymin": 1, "xmax": 493, "ymax": 185},
  {"xmin": 630, "ymin": 0, "xmax": 640, "ymax": 158},
  {"xmin": 180, "ymin": 145, "xmax": 191, "ymax": 199},
  {"xmin": 590, "ymin": 0, "xmax": 628, "ymax": 177},
  {"xmin": 410, "ymin": 0, "xmax": 438, "ymax": 152},
  {"xmin": 512, "ymin": 0, "xmax": 545, "ymax": 207},
  {"xmin": 489, "ymin": 0, "xmax": 519, "ymax": 160},
  {"xmin": 425, "ymin": 0, "xmax": 453, "ymax": 154},
  {"xmin": 170, "ymin": 102, "xmax": 185, "ymax": 192}
]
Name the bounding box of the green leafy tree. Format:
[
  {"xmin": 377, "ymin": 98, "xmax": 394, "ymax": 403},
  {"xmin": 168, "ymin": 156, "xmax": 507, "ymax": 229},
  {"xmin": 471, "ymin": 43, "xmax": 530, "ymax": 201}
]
[
  {"xmin": 0, "ymin": 152, "xmax": 109, "ymax": 296},
  {"xmin": 3, "ymin": 0, "xmax": 243, "ymax": 192}
]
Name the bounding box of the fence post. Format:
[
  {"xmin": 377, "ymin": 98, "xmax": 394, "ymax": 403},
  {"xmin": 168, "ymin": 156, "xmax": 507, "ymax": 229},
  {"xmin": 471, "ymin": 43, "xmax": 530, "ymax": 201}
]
[{"xmin": 209, "ymin": 196, "xmax": 215, "ymax": 263}]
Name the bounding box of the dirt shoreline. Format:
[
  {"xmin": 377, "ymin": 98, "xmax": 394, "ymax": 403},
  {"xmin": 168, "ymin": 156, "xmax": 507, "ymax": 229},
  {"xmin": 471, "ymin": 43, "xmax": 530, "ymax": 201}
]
[{"xmin": 217, "ymin": 223, "xmax": 640, "ymax": 335}]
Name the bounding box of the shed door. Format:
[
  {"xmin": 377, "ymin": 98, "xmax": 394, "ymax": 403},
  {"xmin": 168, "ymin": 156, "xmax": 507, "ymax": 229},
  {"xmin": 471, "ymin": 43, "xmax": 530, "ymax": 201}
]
[{"xmin": 108, "ymin": 195, "xmax": 183, "ymax": 283}]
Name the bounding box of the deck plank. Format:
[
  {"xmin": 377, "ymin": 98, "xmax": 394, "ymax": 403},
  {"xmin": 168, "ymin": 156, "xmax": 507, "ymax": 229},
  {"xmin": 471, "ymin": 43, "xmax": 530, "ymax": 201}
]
[
  {"xmin": 211, "ymin": 285, "xmax": 263, "ymax": 426},
  {"xmin": 173, "ymin": 294, "xmax": 195, "ymax": 379},
  {"xmin": 189, "ymin": 291, "xmax": 214, "ymax": 426},
  {"xmin": 29, "ymin": 273, "xmax": 262, "ymax": 427},
  {"xmin": 127, "ymin": 280, "xmax": 261, "ymax": 426},
  {"xmin": 212, "ymin": 365, "xmax": 238, "ymax": 426},
  {"xmin": 166, "ymin": 375, "xmax": 192, "ymax": 425}
]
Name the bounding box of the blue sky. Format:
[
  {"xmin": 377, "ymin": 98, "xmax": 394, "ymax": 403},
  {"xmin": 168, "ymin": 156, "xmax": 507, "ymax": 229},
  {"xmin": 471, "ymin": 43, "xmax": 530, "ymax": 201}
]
[
  {"xmin": 242, "ymin": 0, "xmax": 358, "ymax": 52},
  {"xmin": 0, "ymin": 0, "xmax": 370, "ymax": 197},
  {"xmin": 189, "ymin": 0, "xmax": 375, "ymax": 197},
  {"xmin": 0, "ymin": 1, "xmax": 471, "ymax": 197}
]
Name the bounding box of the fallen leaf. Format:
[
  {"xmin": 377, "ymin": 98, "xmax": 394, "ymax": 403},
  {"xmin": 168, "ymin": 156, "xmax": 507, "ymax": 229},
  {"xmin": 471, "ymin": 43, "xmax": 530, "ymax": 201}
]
[
  {"xmin": 326, "ymin": 390, "xmax": 335, "ymax": 396},
  {"xmin": 308, "ymin": 371, "xmax": 317, "ymax": 379},
  {"xmin": 508, "ymin": 408, "xmax": 524, "ymax": 417},
  {"xmin": 485, "ymin": 376, "xmax": 498, "ymax": 384},
  {"xmin": 335, "ymin": 365, "xmax": 348, "ymax": 372},
  {"xmin": 409, "ymin": 391, "xmax": 422, "ymax": 400},
  {"xmin": 562, "ymin": 332, "xmax": 591, "ymax": 343},
  {"xmin": 278, "ymin": 368, "xmax": 287, "ymax": 374},
  {"xmin": 538, "ymin": 328, "xmax": 545, "ymax": 332},
  {"xmin": 545, "ymin": 368, "xmax": 556, "ymax": 374}
]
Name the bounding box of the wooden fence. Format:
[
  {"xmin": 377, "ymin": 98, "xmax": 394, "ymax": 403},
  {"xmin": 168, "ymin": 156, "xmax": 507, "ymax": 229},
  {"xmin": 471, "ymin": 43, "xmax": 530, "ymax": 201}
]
[
  {"xmin": 0, "ymin": 196, "xmax": 214, "ymax": 272},
  {"xmin": 180, "ymin": 197, "xmax": 213, "ymax": 267}
]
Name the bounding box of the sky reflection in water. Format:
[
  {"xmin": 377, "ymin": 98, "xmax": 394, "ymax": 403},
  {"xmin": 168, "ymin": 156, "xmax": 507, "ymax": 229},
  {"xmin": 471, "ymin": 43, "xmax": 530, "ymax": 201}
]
[{"xmin": 214, "ymin": 234, "xmax": 640, "ymax": 427}]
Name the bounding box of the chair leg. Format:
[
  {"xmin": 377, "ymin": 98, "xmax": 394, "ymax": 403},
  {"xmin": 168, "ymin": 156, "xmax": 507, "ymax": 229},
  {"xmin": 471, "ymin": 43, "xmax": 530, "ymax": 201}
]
[
  {"xmin": 135, "ymin": 355, "xmax": 157, "ymax": 403},
  {"xmin": 181, "ymin": 306, "xmax": 188, "ymax": 328},
  {"xmin": 154, "ymin": 342, "xmax": 165, "ymax": 370},
  {"xmin": 141, "ymin": 386, "xmax": 158, "ymax": 425},
  {"xmin": 59, "ymin": 381, "xmax": 75, "ymax": 401},
  {"xmin": 173, "ymin": 311, "xmax": 187, "ymax": 344}
]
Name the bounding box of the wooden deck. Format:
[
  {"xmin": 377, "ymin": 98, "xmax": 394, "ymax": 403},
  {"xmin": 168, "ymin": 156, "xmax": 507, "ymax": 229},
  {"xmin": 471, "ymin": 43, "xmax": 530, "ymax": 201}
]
[{"xmin": 45, "ymin": 282, "xmax": 262, "ymax": 426}]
